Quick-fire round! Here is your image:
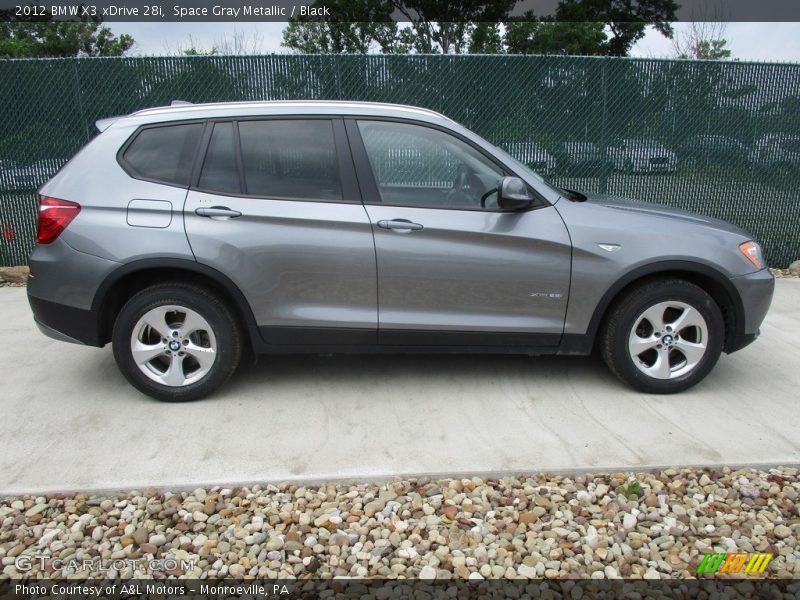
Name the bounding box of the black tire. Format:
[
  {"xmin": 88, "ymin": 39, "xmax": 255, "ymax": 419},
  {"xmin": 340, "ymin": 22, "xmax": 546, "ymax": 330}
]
[
  {"xmin": 112, "ymin": 283, "xmax": 242, "ymax": 402},
  {"xmin": 600, "ymin": 279, "xmax": 724, "ymax": 394}
]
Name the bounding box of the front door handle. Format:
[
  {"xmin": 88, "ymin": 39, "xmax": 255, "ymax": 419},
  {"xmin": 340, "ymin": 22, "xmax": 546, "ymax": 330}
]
[
  {"xmin": 195, "ymin": 206, "xmax": 242, "ymax": 219},
  {"xmin": 377, "ymin": 219, "xmax": 424, "ymax": 231}
]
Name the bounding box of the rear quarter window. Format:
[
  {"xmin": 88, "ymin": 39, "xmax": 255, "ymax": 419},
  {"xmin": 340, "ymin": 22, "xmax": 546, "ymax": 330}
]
[{"xmin": 121, "ymin": 123, "xmax": 204, "ymax": 186}]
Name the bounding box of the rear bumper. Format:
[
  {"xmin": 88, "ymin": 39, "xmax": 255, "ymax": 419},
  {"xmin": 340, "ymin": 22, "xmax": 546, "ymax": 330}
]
[
  {"xmin": 28, "ymin": 294, "xmax": 103, "ymax": 347},
  {"xmin": 27, "ymin": 238, "xmax": 119, "ymax": 347},
  {"xmin": 35, "ymin": 318, "xmax": 87, "ymax": 345}
]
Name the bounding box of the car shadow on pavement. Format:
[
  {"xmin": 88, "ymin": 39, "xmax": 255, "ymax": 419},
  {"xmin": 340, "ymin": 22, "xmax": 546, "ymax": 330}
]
[{"xmin": 227, "ymin": 352, "xmax": 613, "ymax": 393}]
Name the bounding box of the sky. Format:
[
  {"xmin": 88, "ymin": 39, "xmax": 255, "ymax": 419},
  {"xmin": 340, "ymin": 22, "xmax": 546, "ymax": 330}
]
[{"xmin": 109, "ymin": 22, "xmax": 800, "ymax": 63}]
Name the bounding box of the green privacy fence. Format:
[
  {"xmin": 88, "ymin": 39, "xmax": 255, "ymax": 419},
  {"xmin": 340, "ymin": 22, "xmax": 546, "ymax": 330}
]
[{"xmin": 1, "ymin": 54, "xmax": 799, "ymax": 266}]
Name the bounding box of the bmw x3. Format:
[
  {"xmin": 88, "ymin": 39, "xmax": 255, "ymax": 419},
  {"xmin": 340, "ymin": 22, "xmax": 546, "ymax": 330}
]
[{"xmin": 28, "ymin": 101, "xmax": 774, "ymax": 401}]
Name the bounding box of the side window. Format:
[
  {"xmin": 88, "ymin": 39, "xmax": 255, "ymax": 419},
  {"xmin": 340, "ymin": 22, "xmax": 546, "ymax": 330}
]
[
  {"xmin": 198, "ymin": 122, "xmax": 240, "ymax": 194},
  {"xmin": 357, "ymin": 120, "xmax": 504, "ymax": 209},
  {"xmin": 122, "ymin": 123, "xmax": 203, "ymax": 186},
  {"xmin": 238, "ymin": 119, "xmax": 341, "ymax": 201}
]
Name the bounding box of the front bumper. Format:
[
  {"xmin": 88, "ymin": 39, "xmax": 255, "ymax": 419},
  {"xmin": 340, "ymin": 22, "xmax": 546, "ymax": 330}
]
[{"xmin": 727, "ymin": 267, "xmax": 775, "ymax": 353}]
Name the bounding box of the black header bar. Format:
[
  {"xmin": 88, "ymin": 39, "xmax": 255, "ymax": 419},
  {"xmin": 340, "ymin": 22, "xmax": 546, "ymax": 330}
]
[
  {"xmin": 0, "ymin": 578, "xmax": 797, "ymax": 599},
  {"xmin": 2, "ymin": 0, "xmax": 800, "ymax": 23}
]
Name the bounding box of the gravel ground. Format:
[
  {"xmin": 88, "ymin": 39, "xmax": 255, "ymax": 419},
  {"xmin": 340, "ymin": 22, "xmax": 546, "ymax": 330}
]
[
  {"xmin": 770, "ymin": 268, "xmax": 800, "ymax": 278},
  {"xmin": 1, "ymin": 467, "xmax": 798, "ymax": 580}
]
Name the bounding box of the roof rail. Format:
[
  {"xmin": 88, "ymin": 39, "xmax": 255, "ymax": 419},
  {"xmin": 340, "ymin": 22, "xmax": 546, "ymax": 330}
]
[{"xmin": 170, "ymin": 100, "xmax": 193, "ymax": 107}]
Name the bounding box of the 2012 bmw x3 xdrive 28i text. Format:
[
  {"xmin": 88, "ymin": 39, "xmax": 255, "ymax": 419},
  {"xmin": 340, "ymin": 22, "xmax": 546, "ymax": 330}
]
[{"xmin": 28, "ymin": 101, "xmax": 774, "ymax": 401}]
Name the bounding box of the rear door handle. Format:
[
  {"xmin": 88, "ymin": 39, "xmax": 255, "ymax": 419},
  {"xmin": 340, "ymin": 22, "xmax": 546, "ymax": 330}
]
[
  {"xmin": 377, "ymin": 219, "xmax": 423, "ymax": 231},
  {"xmin": 195, "ymin": 206, "xmax": 242, "ymax": 219}
]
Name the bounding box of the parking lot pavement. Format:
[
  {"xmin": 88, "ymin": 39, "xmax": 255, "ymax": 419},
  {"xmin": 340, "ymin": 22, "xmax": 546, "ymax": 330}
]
[{"xmin": 1, "ymin": 281, "xmax": 798, "ymax": 496}]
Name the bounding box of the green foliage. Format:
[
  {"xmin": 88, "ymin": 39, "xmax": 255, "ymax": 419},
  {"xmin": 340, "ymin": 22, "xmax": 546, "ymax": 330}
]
[
  {"xmin": 505, "ymin": 19, "xmax": 608, "ymax": 55},
  {"xmin": 681, "ymin": 39, "xmax": 732, "ymax": 61},
  {"xmin": 554, "ymin": 0, "xmax": 677, "ymax": 56},
  {"xmin": 283, "ymin": 21, "xmax": 400, "ymax": 54},
  {"xmin": 282, "ymin": 0, "xmax": 399, "ymax": 54},
  {"xmin": 391, "ymin": 0, "xmax": 516, "ymax": 54},
  {"xmin": 281, "ymin": 0, "xmax": 677, "ymax": 56},
  {"xmin": 616, "ymin": 479, "xmax": 642, "ymax": 500},
  {"xmin": 0, "ymin": 9, "xmax": 133, "ymax": 58},
  {"xmin": 183, "ymin": 47, "xmax": 218, "ymax": 56},
  {"xmin": 468, "ymin": 23, "xmax": 503, "ymax": 54}
]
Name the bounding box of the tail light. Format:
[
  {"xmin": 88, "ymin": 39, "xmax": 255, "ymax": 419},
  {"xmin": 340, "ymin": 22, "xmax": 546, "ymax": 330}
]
[{"xmin": 37, "ymin": 196, "xmax": 81, "ymax": 244}]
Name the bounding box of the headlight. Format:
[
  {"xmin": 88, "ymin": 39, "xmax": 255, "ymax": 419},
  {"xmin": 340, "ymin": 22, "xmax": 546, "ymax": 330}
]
[{"xmin": 739, "ymin": 241, "xmax": 765, "ymax": 269}]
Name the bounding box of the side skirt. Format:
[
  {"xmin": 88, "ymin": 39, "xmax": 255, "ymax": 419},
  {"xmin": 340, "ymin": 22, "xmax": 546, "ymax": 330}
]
[{"xmin": 255, "ymin": 327, "xmax": 594, "ymax": 356}]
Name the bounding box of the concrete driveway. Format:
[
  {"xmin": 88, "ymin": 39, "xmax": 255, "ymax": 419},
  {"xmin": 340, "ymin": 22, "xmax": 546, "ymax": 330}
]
[{"xmin": 1, "ymin": 281, "xmax": 798, "ymax": 495}]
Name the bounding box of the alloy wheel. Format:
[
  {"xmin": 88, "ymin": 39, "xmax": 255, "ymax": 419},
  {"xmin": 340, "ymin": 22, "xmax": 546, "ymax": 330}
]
[
  {"xmin": 130, "ymin": 305, "xmax": 217, "ymax": 387},
  {"xmin": 627, "ymin": 301, "xmax": 709, "ymax": 380}
]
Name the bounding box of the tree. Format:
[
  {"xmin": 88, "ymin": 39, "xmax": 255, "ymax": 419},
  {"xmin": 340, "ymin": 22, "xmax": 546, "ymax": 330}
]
[
  {"xmin": 182, "ymin": 47, "xmax": 218, "ymax": 56},
  {"xmin": 672, "ymin": 22, "xmax": 732, "ymax": 60},
  {"xmin": 282, "ymin": 0, "xmax": 399, "ymax": 53},
  {"xmin": 468, "ymin": 23, "xmax": 503, "ymax": 54},
  {"xmin": 166, "ymin": 29, "xmax": 269, "ymax": 56},
  {"xmin": 504, "ymin": 18, "xmax": 608, "ymax": 55},
  {"xmin": 553, "ymin": 0, "xmax": 678, "ymax": 56},
  {"xmin": 282, "ymin": 0, "xmax": 516, "ymax": 55},
  {"xmin": 281, "ymin": 0, "xmax": 677, "ymax": 57},
  {"xmin": 390, "ymin": 0, "xmax": 515, "ymax": 54},
  {"xmin": 283, "ymin": 21, "xmax": 399, "ymax": 53},
  {"xmin": 0, "ymin": 9, "xmax": 134, "ymax": 57}
]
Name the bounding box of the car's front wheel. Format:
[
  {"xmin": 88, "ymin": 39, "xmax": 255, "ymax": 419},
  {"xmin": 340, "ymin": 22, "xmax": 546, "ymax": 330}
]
[
  {"xmin": 601, "ymin": 279, "xmax": 724, "ymax": 394},
  {"xmin": 112, "ymin": 283, "xmax": 241, "ymax": 402}
]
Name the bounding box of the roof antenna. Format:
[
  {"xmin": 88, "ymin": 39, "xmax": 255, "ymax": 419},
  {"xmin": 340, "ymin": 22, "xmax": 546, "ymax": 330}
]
[{"xmin": 170, "ymin": 100, "xmax": 193, "ymax": 107}]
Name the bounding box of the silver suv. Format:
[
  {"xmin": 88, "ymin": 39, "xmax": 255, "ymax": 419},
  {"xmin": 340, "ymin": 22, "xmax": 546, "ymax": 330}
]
[{"xmin": 28, "ymin": 101, "xmax": 774, "ymax": 401}]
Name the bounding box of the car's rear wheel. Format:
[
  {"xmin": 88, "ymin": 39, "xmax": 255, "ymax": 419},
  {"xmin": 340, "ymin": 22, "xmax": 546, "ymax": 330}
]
[
  {"xmin": 112, "ymin": 283, "xmax": 241, "ymax": 402},
  {"xmin": 600, "ymin": 279, "xmax": 724, "ymax": 394}
]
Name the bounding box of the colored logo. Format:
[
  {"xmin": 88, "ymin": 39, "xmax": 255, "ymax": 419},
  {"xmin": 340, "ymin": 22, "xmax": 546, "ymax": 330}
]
[{"xmin": 696, "ymin": 552, "xmax": 773, "ymax": 575}]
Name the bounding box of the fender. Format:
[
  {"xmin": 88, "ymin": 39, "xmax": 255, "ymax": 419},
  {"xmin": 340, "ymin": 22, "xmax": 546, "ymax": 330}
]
[
  {"xmin": 92, "ymin": 257, "xmax": 263, "ymax": 350},
  {"xmin": 561, "ymin": 260, "xmax": 745, "ymax": 355}
]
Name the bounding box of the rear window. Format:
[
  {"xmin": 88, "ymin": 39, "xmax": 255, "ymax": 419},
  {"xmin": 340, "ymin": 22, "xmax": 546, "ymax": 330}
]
[{"xmin": 122, "ymin": 123, "xmax": 204, "ymax": 186}]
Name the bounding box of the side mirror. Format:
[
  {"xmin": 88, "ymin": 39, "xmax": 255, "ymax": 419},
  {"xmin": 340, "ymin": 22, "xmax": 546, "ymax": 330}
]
[{"xmin": 497, "ymin": 176, "xmax": 536, "ymax": 210}]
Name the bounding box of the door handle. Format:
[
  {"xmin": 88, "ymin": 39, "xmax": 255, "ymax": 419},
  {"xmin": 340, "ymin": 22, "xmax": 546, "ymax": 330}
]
[
  {"xmin": 195, "ymin": 206, "xmax": 242, "ymax": 219},
  {"xmin": 377, "ymin": 219, "xmax": 424, "ymax": 231}
]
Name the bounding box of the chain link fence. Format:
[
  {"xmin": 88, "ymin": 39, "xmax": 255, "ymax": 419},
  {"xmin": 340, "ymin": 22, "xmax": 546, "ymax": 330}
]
[{"xmin": 1, "ymin": 54, "xmax": 799, "ymax": 266}]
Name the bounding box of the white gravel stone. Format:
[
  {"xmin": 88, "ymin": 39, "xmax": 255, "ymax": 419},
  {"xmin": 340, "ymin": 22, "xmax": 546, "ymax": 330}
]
[
  {"xmin": 622, "ymin": 513, "xmax": 637, "ymax": 529},
  {"xmin": 518, "ymin": 564, "xmax": 537, "ymax": 578},
  {"xmin": 0, "ymin": 466, "xmax": 795, "ymax": 580}
]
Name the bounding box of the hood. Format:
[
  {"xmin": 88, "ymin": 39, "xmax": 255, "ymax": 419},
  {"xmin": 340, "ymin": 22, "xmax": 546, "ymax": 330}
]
[{"xmin": 575, "ymin": 191, "xmax": 750, "ymax": 237}]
